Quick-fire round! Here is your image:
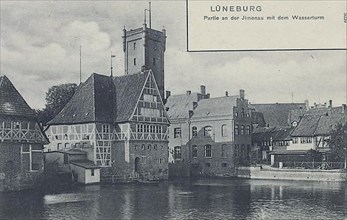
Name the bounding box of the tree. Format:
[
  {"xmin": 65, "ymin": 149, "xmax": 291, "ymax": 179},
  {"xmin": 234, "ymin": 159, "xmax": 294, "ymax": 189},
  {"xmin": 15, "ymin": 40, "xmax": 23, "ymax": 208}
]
[
  {"xmin": 328, "ymin": 124, "xmax": 347, "ymax": 169},
  {"xmin": 37, "ymin": 83, "xmax": 77, "ymax": 125}
]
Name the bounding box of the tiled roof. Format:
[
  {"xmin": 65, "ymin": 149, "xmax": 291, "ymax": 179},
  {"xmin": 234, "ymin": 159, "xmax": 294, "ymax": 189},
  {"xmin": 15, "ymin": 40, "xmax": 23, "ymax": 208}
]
[
  {"xmin": 291, "ymin": 107, "xmax": 346, "ymax": 137},
  {"xmin": 113, "ymin": 72, "xmax": 148, "ymax": 122},
  {"xmin": 250, "ymin": 103, "xmax": 307, "ymax": 128},
  {"xmin": 165, "ymin": 93, "xmax": 200, "ymax": 119},
  {"xmin": 251, "ymin": 111, "xmax": 266, "ymax": 127},
  {"xmin": 48, "ymin": 71, "xmax": 149, "ymax": 125},
  {"xmin": 0, "ymin": 75, "xmax": 36, "ymax": 118},
  {"xmin": 252, "ymin": 127, "xmax": 293, "ymax": 142},
  {"xmin": 191, "ymin": 96, "xmax": 238, "ymax": 119}
]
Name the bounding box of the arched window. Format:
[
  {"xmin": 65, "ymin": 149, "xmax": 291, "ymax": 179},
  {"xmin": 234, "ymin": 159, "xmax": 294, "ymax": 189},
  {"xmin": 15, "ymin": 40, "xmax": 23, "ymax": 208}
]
[
  {"xmin": 234, "ymin": 145, "xmax": 239, "ymax": 156},
  {"xmin": 134, "ymin": 58, "xmax": 137, "ymax": 66},
  {"xmin": 221, "ymin": 144, "xmax": 227, "ymax": 158},
  {"xmin": 241, "ymin": 108, "xmax": 245, "ymax": 118},
  {"xmin": 192, "ymin": 145, "xmax": 198, "ymax": 158},
  {"xmin": 234, "ymin": 124, "xmax": 239, "ymax": 136},
  {"xmin": 192, "ymin": 126, "xmax": 198, "ymax": 137},
  {"xmin": 241, "ymin": 125, "xmax": 245, "ymax": 135},
  {"xmin": 205, "ymin": 145, "xmax": 212, "ymax": 158},
  {"xmin": 221, "ymin": 124, "xmax": 228, "ymax": 137},
  {"xmin": 174, "ymin": 146, "xmax": 181, "ymax": 159},
  {"xmin": 246, "ymin": 125, "xmax": 251, "ymax": 135},
  {"xmin": 204, "ymin": 126, "xmax": 213, "ymax": 137}
]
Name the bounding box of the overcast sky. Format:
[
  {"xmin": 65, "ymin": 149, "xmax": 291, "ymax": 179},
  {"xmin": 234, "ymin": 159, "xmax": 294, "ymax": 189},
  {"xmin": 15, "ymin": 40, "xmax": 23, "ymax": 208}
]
[{"xmin": 1, "ymin": 1, "xmax": 346, "ymax": 109}]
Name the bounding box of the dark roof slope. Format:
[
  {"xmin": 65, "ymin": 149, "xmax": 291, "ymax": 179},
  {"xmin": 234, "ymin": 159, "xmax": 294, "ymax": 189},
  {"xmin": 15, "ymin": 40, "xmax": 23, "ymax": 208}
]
[
  {"xmin": 291, "ymin": 106, "xmax": 346, "ymax": 137},
  {"xmin": 113, "ymin": 71, "xmax": 148, "ymax": 122},
  {"xmin": 0, "ymin": 75, "xmax": 36, "ymax": 118},
  {"xmin": 250, "ymin": 103, "xmax": 307, "ymax": 128},
  {"xmin": 191, "ymin": 96, "xmax": 238, "ymax": 119},
  {"xmin": 165, "ymin": 93, "xmax": 200, "ymax": 119},
  {"xmin": 251, "ymin": 111, "xmax": 266, "ymax": 127},
  {"xmin": 48, "ymin": 71, "xmax": 149, "ymax": 125}
]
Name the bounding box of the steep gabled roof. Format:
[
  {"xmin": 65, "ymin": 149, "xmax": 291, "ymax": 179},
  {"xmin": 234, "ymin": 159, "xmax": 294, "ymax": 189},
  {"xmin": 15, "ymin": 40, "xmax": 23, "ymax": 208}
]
[
  {"xmin": 250, "ymin": 103, "xmax": 307, "ymax": 128},
  {"xmin": 165, "ymin": 93, "xmax": 200, "ymax": 119},
  {"xmin": 49, "ymin": 73, "xmax": 116, "ymax": 125},
  {"xmin": 291, "ymin": 114, "xmax": 321, "ymax": 137},
  {"xmin": 291, "ymin": 106, "xmax": 346, "ymax": 137},
  {"xmin": 48, "ymin": 71, "xmax": 149, "ymax": 125},
  {"xmin": 0, "ymin": 75, "xmax": 36, "ymax": 118},
  {"xmin": 251, "ymin": 111, "xmax": 266, "ymax": 127},
  {"xmin": 113, "ymin": 71, "xmax": 148, "ymax": 122},
  {"xmin": 191, "ymin": 96, "xmax": 238, "ymax": 119}
]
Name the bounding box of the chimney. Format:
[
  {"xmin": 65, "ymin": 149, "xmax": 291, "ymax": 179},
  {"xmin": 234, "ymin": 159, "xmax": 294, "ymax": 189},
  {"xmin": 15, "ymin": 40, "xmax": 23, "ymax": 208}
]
[
  {"xmin": 240, "ymin": 89, "xmax": 245, "ymax": 99},
  {"xmin": 225, "ymin": 91, "xmax": 229, "ymax": 97},
  {"xmin": 200, "ymin": 85, "xmax": 206, "ymax": 96},
  {"xmin": 304, "ymin": 99, "xmax": 309, "ymax": 110},
  {"xmin": 329, "ymin": 100, "xmax": 332, "ymax": 108},
  {"xmin": 166, "ymin": 91, "xmax": 171, "ymax": 99},
  {"xmin": 205, "ymin": 93, "xmax": 210, "ymax": 99},
  {"xmin": 186, "ymin": 90, "xmax": 191, "ymax": 95}
]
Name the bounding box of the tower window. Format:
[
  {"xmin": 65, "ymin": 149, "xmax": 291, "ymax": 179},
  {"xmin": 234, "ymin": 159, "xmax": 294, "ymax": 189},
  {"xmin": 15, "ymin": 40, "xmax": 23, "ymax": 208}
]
[
  {"xmin": 134, "ymin": 58, "xmax": 137, "ymax": 66},
  {"xmin": 153, "ymin": 58, "xmax": 156, "ymax": 65},
  {"xmin": 133, "ymin": 42, "xmax": 136, "ymax": 50}
]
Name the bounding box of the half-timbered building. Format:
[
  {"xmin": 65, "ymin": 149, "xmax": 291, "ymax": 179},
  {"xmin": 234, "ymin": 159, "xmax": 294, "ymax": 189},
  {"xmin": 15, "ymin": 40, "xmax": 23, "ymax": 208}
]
[
  {"xmin": 0, "ymin": 75, "xmax": 48, "ymax": 191},
  {"xmin": 45, "ymin": 70, "xmax": 170, "ymax": 181}
]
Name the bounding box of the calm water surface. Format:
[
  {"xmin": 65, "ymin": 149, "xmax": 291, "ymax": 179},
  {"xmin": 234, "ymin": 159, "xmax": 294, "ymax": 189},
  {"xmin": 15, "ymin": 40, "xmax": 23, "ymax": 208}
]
[{"xmin": 0, "ymin": 179, "xmax": 346, "ymax": 219}]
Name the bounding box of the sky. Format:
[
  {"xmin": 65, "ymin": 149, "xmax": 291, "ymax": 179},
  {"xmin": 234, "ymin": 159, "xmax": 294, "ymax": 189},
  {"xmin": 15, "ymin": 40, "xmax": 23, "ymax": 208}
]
[{"xmin": 1, "ymin": 0, "xmax": 346, "ymax": 109}]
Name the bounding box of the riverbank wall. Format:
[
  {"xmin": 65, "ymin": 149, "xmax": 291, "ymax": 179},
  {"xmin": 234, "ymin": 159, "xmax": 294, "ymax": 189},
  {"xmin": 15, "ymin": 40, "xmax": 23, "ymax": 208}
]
[{"xmin": 235, "ymin": 166, "xmax": 347, "ymax": 182}]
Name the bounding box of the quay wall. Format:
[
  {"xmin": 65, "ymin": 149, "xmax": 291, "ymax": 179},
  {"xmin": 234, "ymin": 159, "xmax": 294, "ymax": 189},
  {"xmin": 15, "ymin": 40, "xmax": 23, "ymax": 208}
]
[{"xmin": 236, "ymin": 166, "xmax": 347, "ymax": 182}]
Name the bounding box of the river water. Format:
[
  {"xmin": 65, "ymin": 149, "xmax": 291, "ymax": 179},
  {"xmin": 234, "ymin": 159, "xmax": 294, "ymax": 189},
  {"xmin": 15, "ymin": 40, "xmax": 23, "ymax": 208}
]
[{"xmin": 0, "ymin": 179, "xmax": 346, "ymax": 219}]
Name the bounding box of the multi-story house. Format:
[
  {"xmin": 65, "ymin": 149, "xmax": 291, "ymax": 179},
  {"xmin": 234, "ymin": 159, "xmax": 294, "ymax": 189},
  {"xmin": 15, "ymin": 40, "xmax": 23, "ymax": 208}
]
[
  {"xmin": 270, "ymin": 102, "xmax": 347, "ymax": 167},
  {"xmin": 44, "ymin": 22, "xmax": 170, "ymax": 182},
  {"xmin": 166, "ymin": 88, "xmax": 252, "ymax": 177},
  {"xmin": 0, "ymin": 75, "xmax": 48, "ymax": 191}
]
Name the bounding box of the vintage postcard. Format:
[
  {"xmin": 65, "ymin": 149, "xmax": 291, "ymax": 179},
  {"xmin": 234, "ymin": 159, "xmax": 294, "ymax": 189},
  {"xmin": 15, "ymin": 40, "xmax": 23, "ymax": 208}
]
[{"xmin": 0, "ymin": 0, "xmax": 346, "ymax": 219}]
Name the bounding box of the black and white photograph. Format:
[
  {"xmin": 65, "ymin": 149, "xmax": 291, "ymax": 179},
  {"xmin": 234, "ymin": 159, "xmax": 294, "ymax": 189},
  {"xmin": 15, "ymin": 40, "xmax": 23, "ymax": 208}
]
[{"xmin": 0, "ymin": 0, "xmax": 346, "ymax": 219}]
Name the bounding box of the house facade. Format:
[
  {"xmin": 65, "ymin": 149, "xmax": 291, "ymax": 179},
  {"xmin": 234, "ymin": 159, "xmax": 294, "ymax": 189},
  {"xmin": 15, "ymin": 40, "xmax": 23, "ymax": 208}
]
[
  {"xmin": 0, "ymin": 75, "xmax": 48, "ymax": 191},
  {"xmin": 166, "ymin": 88, "xmax": 252, "ymax": 177},
  {"xmin": 270, "ymin": 103, "xmax": 347, "ymax": 168},
  {"xmin": 45, "ymin": 71, "xmax": 170, "ymax": 181}
]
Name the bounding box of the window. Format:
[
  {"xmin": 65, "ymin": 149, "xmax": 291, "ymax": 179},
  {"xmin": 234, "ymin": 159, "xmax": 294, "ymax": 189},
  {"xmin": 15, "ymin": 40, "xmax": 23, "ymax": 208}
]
[
  {"xmin": 148, "ymin": 144, "xmax": 151, "ymax": 150},
  {"xmin": 21, "ymin": 145, "xmax": 42, "ymax": 172},
  {"xmin": 205, "ymin": 145, "xmax": 212, "ymax": 158},
  {"xmin": 221, "ymin": 124, "xmax": 228, "ymax": 137},
  {"xmin": 246, "ymin": 125, "xmax": 251, "ymax": 135},
  {"xmin": 221, "ymin": 144, "xmax": 227, "ymax": 158},
  {"xmin": 222, "ymin": 163, "xmax": 228, "ymax": 167},
  {"xmin": 133, "ymin": 42, "xmax": 136, "ymax": 50},
  {"xmin": 241, "ymin": 125, "xmax": 245, "ymax": 135},
  {"xmin": 292, "ymin": 138, "xmax": 298, "ymax": 144},
  {"xmin": 235, "ymin": 112, "xmax": 238, "ymax": 117},
  {"xmin": 192, "ymin": 145, "xmax": 198, "ymax": 158},
  {"xmin": 241, "ymin": 108, "xmax": 245, "ymax": 118},
  {"xmin": 205, "ymin": 163, "xmax": 211, "ymax": 167},
  {"xmin": 153, "ymin": 58, "xmax": 156, "ymax": 65},
  {"xmin": 141, "ymin": 144, "xmax": 145, "ymax": 150},
  {"xmin": 174, "ymin": 128, "xmax": 181, "ymax": 138},
  {"xmin": 154, "ymin": 144, "xmax": 157, "ymax": 150},
  {"xmin": 234, "ymin": 145, "xmax": 239, "ymax": 156},
  {"xmin": 241, "ymin": 144, "xmax": 245, "ymax": 157},
  {"xmin": 174, "ymin": 146, "xmax": 181, "ymax": 159},
  {"xmin": 204, "ymin": 126, "xmax": 213, "ymax": 137},
  {"xmin": 134, "ymin": 58, "xmax": 137, "ymax": 65},
  {"xmin": 57, "ymin": 143, "xmax": 61, "ymax": 150},
  {"xmin": 91, "ymin": 169, "xmax": 95, "ymax": 176},
  {"xmin": 65, "ymin": 143, "xmax": 69, "ymax": 148},
  {"xmin": 102, "ymin": 124, "xmax": 110, "ymax": 133},
  {"xmin": 300, "ymin": 138, "xmax": 307, "ymax": 144},
  {"xmin": 137, "ymin": 124, "xmax": 143, "ymax": 133},
  {"xmin": 234, "ymin": 124, "xmax": 239, "ymax": 136},
  {"xmin": 307, "ymin": 137, "xmax": 312, "ymax": 143},
  {"xmin": 192, "ymin": 126, "xmax": 197, "ymax": 137}
]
